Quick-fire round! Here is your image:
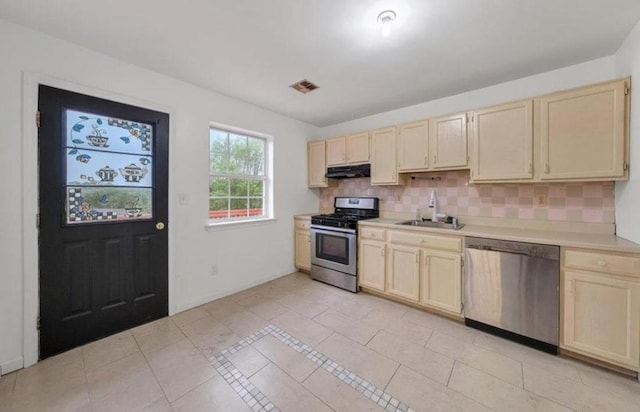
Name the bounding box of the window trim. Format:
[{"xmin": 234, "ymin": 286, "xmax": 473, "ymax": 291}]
[{"xmin": 208, "ymin": 121, "xmax": 274, "ymax": 226}]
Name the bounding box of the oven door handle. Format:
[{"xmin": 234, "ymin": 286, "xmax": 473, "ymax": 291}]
[{"xmin": 310, "ymin": 225, "xmax": 356, "ymax": 236}]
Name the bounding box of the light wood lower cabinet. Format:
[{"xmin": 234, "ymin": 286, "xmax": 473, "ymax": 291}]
[
  {"xmin": 294, "ymin": 217, "xmax": 311, "ymax": 271},
  {"xmin": 562, "ymin": 248, "xmax": 640, "ymax": 371},
  {"xmin": 358, "ymin": 227, "xmax": 463, "ymax": 317},
  {"xmin": 387, "ymin": 244, "xmax": 420, "ymax": 302},
  {"xmin": 420, "ymin": 251, "xmax": 462, "ymax": 313},
  {"xmin": 359, "ymin": 240, "xmax": 386, "ymax": 292}
]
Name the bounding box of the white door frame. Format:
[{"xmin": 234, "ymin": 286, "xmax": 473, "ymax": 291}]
[{"xmin": 21, "ymin": 71, "xmax": 177, "ymax": 368}]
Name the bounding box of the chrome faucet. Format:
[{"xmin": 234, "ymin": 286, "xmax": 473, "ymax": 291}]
[{"xmin": 428, "ymin": 190, "xmax": 439, "ymax": 222}]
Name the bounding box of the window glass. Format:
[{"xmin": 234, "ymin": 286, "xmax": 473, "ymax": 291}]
[{"xmin": 209, "ymin": 127, "xmax": 270, "ymax": 223}]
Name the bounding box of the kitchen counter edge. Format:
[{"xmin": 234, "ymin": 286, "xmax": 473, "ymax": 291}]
[{"xmin": 359, "ymin": 218, "xmax": 640, "ymax": 254}]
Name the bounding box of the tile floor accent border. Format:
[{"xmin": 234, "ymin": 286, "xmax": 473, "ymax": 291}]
[
  {"xmin": 214, "ymin": 324, "xmax": 416, "ymax": 412},
  {"xmin": 213, "ymin": 328, "xmax": 279, "ymax": 412}
]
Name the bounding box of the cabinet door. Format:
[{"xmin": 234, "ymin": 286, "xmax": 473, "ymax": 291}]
[
  {"xmin": 471, "ymin": 100, "xmax": 533, "ymax": 181},
  {"xmin": 371, "ymin": 127, "xmax": 400, "ymax": 185},
  {"xmin": 563, "ymin": 270, "xmax": 640, "ymax": 370},
  {"xmin": 387, "ymin": 244, "xmax": 420, "ymax": 301},
  {"xmin": 326, "ymin": 136, "xmax": 346, "ymax": 166},
  {"xmin": 347, "ymin": 132, "xmax": 370, "ymax": 164},
  {"xmin": 539, "ymin": 81, "xmax": 627, "ymax": 180},
  {"xmin": 429, "ymin": 113, "xmax": 468, "ymax": 169},
  {"xmin": 398, "ymin": 120, "xmax": 429, "ymax": 171},
  {"xmin": 308, "ymin": 140, "xmax": 327, "ymax": 188},
  {"xmin": 295, "ymin": 230, "xmax": 311, "ymax": 271},
  {"xmin": 420, "ymin": 251, "xmax": 462, "ymax": 314},
  {"xmin": 359, "ymin": 240, "xmax": 386, "ymax": 292}
]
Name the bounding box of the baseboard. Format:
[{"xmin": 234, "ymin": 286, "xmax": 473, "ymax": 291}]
[
  {"xmin": 174, "ymin": 270, "xmax": 296, "ymax": 313},
  {"xmin": 1, "ymin": 358, "xmax": 23, "ymax": 375}
]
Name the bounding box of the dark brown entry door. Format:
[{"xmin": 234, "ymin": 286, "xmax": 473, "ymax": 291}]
[{"xmin": 38, "ymin": 86, "xmax": 169, "ymax": 359}]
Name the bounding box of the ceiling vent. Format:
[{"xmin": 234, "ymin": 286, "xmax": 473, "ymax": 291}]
[{"xmin": 290, "ymin": 79, "xmax": 319, "ymax": 94}]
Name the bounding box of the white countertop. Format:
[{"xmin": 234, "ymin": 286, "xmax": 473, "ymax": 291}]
[{"xmin": 359, "ymin": 218, "xmax": 640, "ymax": 253}]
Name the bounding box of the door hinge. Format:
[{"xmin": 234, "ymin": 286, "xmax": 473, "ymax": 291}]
[
  {"xmin": 624, "ymin": 162, "xmax": 629, "ymax": 172},
  {"xmin": 37, "ymin": 316, "xmax": 40, "ymax": 330},
  {"xmin": 36, "ymin": 111, "xmax": 41, "ymax": 128},
  {"xmin": 36, "ymin": 213, "xmax": 40, "ymax": 228},
  {"xmin": 625, "ymin": 85, "xmax": 630, "ymax": 96}
]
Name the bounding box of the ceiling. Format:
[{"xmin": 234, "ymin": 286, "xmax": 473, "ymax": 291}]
[{"xmin": 1, "ymin": 1, "xmax": 640, "ymax": 127}]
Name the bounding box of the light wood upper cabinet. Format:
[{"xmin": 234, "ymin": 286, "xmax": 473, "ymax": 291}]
[
  {"xmin": 420, "ymin": 251, "xmax": 462, "ymax": 314},
  {"xmin": 398, "ymin": 120, "xmax": 429, "ymax": 171},
  {"xmin": 308, "ymin": 140, "xmax": 328, "ymax": 188},
  {"xmin": 539, "ymin": 80, "xmax": 628, "ymax": 180},
  {"xmin": 326, "ymin": 136, "xmax": 346, "ymax": 166},
  {"xmin": 471, "ymin": 99, "xmax": 533, "ymax": 182},
  {"xmin": 326, "ymin": 133, "xmax": 370, "ymax": 166},
  {"xmin": 347, "ymin": 132, "xmax": 370, "ymax": 164},
  {"xmin": 371, "ymin": 127, "xmax": 402, "ymax": 185},
  {"xmin": 429, "ymin": 113, "xmax": 468, "ymax": 169},
  {"xmin": 387, "ymin": 244, "xmax": 420, "ymax": 302},
  {"xmin": 359, "ymin": 240, "xmax": 386, "ymax": 292}
]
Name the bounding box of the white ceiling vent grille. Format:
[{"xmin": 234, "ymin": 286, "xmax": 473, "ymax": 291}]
[{"xmin": 290, "ymin": 79, "xmax": 319, "ymax": 94}]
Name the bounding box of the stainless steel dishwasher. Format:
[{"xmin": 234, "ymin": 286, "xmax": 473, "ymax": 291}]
[{"xmin": 464, "ymin": 237, "xmax": 560, "ymax": 353}]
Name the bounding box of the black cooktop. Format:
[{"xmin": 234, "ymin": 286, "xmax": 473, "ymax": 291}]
[{"xmin": 311, "ymin": 197, "xmax": 379, "ymax": 230}]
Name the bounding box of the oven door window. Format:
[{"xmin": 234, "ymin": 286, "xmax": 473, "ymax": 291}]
[{"xmin": 315, "ymin": 232, "xmax": 350, "ymax": 265}]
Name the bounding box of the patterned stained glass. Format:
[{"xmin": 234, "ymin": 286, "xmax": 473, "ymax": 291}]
[{"xmin": 64, "ymin": 109, "xmax": 154, "ymax": 224}]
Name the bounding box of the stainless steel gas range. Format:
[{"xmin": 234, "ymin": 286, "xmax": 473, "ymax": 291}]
[{"xmin": 310, "ymin": 197, "xmax": 379, "ymax": 292}]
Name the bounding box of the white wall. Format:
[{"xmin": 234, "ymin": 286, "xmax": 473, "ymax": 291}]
[
  {"xmin": 615, "ymin": 19, "xmax": 640, "ymax": 243},
  {"xmin": 0, "ymin": 19, "xmax": 318, "ymax": 373},
  {"xmin": 315, "ymin": 57, "xmax": 616, "ymax": 138}
]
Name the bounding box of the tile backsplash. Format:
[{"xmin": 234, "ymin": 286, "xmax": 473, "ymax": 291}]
[{"xmin": 319, "ymin": 170, "xmax": 615, "ymax": 224}]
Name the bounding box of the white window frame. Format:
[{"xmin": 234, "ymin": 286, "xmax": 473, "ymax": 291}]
[{"xmin": 208, "ymin": 122, "xmax": 274, "ymax": 226}]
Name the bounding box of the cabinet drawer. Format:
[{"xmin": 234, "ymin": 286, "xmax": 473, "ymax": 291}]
[
  {"xmin": 295, "ymin": 219, "xmax": 310, "ymax": 230},
  {"xmin": 360, "ymin": 227, "xmax": 386, "ymax": 241},
  {"xmin": 388, "ymin": 230, "xmax": 461, "ymax": 252},
  {"xmin": 564, "ymin": 249, "xmax": 640, "ymax": 277}
]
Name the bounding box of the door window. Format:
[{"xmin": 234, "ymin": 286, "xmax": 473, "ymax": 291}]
[{"xmin": 64, "ymin": 109, "xmax": 153, "ymax": 224}]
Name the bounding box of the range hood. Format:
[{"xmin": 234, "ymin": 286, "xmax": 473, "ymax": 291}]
[{"xmin": 326, "ymin": 164, "xmax": 371, "ymax": 179}]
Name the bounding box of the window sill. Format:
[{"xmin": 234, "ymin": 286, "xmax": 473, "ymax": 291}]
[{"xmin": 204, "ymin": 217, "xmax": 277, "ymax": 231}]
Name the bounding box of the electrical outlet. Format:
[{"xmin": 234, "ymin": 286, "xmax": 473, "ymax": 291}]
[
  {"xmin": 210, "ymin": 264, "xmax": 218, "ymax": 276},
  {"xmin": 536, "ymin": 194, "xmax": 548, "ymax": 206}
]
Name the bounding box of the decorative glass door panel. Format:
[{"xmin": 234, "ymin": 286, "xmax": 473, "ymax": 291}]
[{"xmin": 64, "ymin": 109, "xmax": 154, "ymax": 224}]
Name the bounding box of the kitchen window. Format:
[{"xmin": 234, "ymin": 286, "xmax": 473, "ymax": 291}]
[{"xmin": 209, "ymin": 124, "xmax": 273, "ymax": 224}]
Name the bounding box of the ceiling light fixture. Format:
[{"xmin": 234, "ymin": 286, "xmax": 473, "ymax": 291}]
[{"xmin": 377, "ymin": 10, "xmax": 397, "ymax": 37}]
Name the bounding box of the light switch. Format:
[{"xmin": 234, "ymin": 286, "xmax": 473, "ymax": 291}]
[{"xmin": 178, "ymin": 193, "xmax": 190, "ymax": 205}]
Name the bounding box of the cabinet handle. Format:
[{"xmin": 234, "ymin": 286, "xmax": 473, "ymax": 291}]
[
  {"xmin": 381, "ymin": 247, "xmax": 385, "ymax": 256},
  {"xmin": 434, "ymin": 155, "xmax": 437, "ymax": 164},
  {"xmin": 425, "ymin": 156, "xmax": 428, "ymax": 165},
  {"xmin": 544, "ymin": 163, "xmax": 550, "ymax": 174},
  {"xmin": 528, "ymin": 163, "xmax": 533, "ymax": 174}
]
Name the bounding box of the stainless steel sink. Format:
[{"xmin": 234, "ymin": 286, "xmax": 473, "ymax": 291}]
[{"xmin": 396, "ymin": 220, "xmax": 464, "ymax": 230}]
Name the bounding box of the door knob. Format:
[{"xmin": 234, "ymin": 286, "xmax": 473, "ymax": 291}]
[{"xmin": 156, "ymin": 222, "xmax": 165, "ymax": 230}]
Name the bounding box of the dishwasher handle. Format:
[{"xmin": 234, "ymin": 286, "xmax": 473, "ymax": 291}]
[{"xmin": 465, "ymin": 237, "xmax": 560, "ymax": 260}]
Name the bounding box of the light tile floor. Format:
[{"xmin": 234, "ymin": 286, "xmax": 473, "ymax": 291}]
[{"xmin": 2, "ymin": 272, "xmax": 640, "ymax": 411}]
